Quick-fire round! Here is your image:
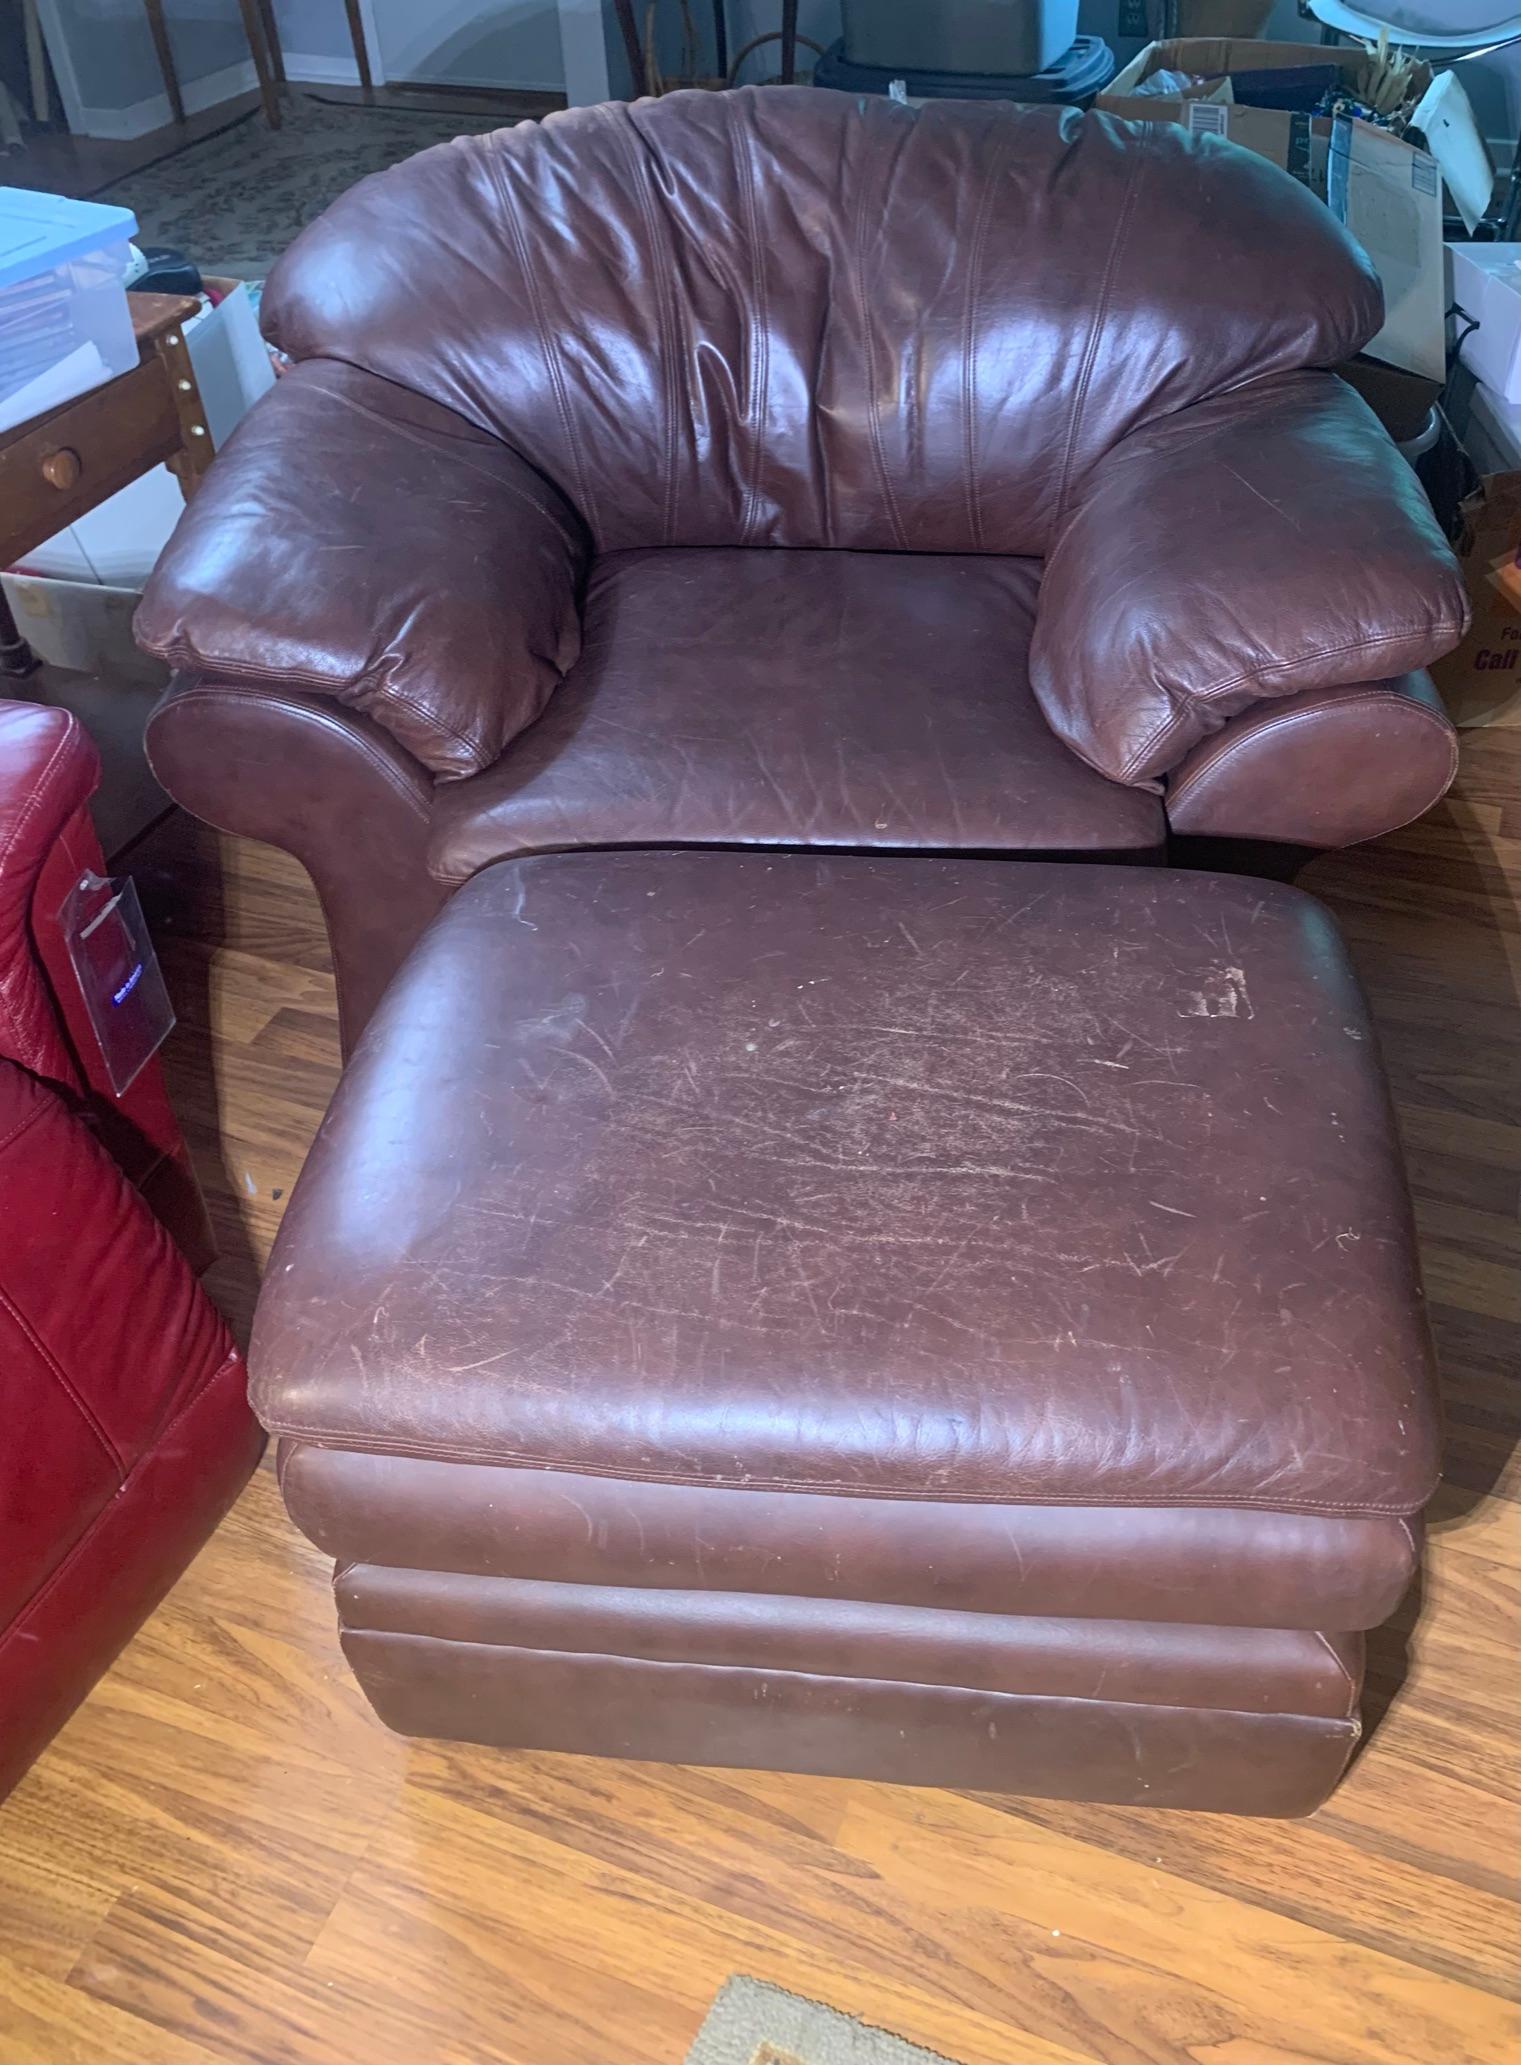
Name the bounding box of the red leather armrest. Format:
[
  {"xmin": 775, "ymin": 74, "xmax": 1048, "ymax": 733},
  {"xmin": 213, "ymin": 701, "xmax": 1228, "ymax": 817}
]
[
  {"xmin": 1164, "ymin": 673, "xmax": 1458, "ymax": 848},
  {"xmin": 0, "ymin": 701, "xmax": 213, "ymax": 1264},
  {"xmin": 0, "ymin": 705, "xmax": 97, "ymax": 1083}
]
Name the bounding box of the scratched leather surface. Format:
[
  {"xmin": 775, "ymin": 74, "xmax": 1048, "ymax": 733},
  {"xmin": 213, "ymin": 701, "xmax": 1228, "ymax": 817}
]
[
  {"xmin": 251, "ymin": 852, "xmax": 1440, "ymax": 1516},
  {"xmin": 427, "ymin": 548, "xmax": 1163, "ymax": 880}
]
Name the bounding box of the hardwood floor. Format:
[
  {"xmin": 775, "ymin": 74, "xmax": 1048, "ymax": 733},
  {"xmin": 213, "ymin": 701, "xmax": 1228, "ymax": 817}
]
[{"xmin": 0, "ymin": 718, "xmax": 1516, "ymax": 2065}]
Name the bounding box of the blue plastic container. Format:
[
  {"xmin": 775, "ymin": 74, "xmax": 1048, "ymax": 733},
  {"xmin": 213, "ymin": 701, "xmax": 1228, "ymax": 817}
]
[{"xmin": 0, "ymin": 189, "xmax": 138, "ymax": 431}]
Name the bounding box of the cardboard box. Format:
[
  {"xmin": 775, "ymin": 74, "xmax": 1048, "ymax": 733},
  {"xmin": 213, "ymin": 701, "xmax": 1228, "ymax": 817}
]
[
  {"xmin": 1328, "ymin": 113, "xmax": 1446, "ymax": 386},
  {"xmin": 1099, "ymin": 40, "xmax": 1447, "ymax": 433},
  {"xmin": 1447, "ymin": 242, "xmax": 1520, "ymax": 406},
  {"xmin": 1101, "ymin": 37, "xmax": 1398, "ymax": 173},
  {"xmin": 1429, "ymin": 472, "xmax": 1521, "ymax": 730}
]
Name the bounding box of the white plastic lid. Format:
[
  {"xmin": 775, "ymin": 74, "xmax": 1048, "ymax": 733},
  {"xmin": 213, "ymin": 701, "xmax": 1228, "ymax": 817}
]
[{"xmin": 0, "ymin": 187, "xmax": 138, "ymax": 290}]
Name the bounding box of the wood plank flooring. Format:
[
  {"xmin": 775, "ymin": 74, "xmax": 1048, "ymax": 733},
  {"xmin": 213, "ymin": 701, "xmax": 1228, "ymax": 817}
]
[{"xmin": 1, "ymin": 716, "xmax": 1516, "ymax": 2065}]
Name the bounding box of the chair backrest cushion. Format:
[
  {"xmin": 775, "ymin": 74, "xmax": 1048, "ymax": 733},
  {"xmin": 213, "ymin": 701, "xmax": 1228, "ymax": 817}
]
[{"xmin": 260, "ymin": 86, "xmax": 1383, "ymax": 557}]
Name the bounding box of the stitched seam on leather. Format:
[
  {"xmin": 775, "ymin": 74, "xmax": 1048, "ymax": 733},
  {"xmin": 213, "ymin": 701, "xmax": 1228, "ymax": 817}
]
[
  {"xmin": 621, "ymin": 131, "xmax": 681, "ymax": 547},
  {"xmin": 854, "ymin": 152, "xmax": 908, "ymax": 550},
  {"xmin": 169, "ymin": 685, "xmax": 434, "ymax": 820},
  {"xmin": 1312, "ymin": 1631, "xmax": 1361, "ymax": 1719},
  {"xmin": 1166, "ymin": 695, "xmax": 1459, "ymax": 813},
  {"xmin": 0, "ymin": 1346, "xmax": 245, "ymax": 1648},
  {"xmin": 1183, "ymin": 625, "xmax": 1465, "ymax": 709},
  {"xmin": 1119, "ymin": 635, "xmax": 1463, "ymax": 788},
  {"xmin": 0, "ymin": 718, "xmax": 79, "ymax": 882},
  {"xmin": 485, "ymin": 144, "xmax": 601, "ymax": 545},
  {"xmin": 152, "ymin": 649, "xmax": 486, "ymax": 770},
  {"xmin": 734, "ymin": 117, "xmax": 769, "ymax": 549},
  {"xmin": 135, "ymin": 1342, "xmax": 245, "ymax": 1458},
  {"xmin": 1052, "ymin": 145, "xmax": 1144, "ymax": 532},
  {"xmin": 0, "ymin": 1092, "xmax": 51, "ymax": 1165},
  {"xmin": 960, "ymin": 121, "xmax": 1009, "ymax": 553},
  {"xmin": 0, "ymin": 1281, "xmax": 124, "ymax": 1473},
  {"xmin": 260, "ymin": 1424, "xmax": 1439, "ymax": 1516},
  {"xmin": 344, "ymin": 1628, "xmax": 1361, "ymax": 1728}
]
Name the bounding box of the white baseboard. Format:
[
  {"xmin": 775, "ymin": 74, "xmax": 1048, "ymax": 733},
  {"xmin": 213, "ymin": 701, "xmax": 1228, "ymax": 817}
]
[
  {"xmin": 281, "ymin": 51, "xmax": 561, "ymax": 92},
  {"xmin": 70, "ymin": 49, "xmax": 561, "ymax": 141},
  {"xmin": 72, "ymin": 56, "xmax": 259, "ymax": 141},
  {"xmin": 281, "ymin": 53, "xmax": 372, "ymax": 87},
  {"xmin": 383, "ymin": 67, "xmax": 565, "ymax": 93}
]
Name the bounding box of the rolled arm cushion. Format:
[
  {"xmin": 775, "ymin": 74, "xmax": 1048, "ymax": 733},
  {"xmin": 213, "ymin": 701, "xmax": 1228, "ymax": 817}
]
[
  {"xmin": 1028, "ymin": 372, "xmax": 1469, "ymax": 786},
  {"xmin": 134, "ymin": 359, "xmax": 589, "ymax": 779},
  {"xmin": 1164, "ymin": 673, "xmax": 1458, "ymax": 847}
]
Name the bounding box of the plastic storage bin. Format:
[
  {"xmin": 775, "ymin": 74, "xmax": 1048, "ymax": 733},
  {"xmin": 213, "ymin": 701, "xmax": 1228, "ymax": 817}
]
[
  {"xmin": 0, "ymin": 189, "xmax": 137, "ymax": 434},
  {"xmin": 841, "ymin": 0, "xmax": 1080, "ymax": 80}
]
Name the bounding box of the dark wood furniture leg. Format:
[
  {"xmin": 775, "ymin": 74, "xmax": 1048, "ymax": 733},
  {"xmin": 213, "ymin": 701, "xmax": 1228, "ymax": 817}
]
[
  {"xmin": 234, "ymin": 0, "xmax": 282, "ymax": 126},
  {"xmin": 142, "ymin": 0, "xmax": 186, "ymax": 125},
  {"xmin": 779, "ymin": 0, "xmax": 797, "ymax": 81},
  {"xmin": 0, "ymin": 594, "xmax": 40, "ymax": 680},
  {"xmin": 255, "ymin": 0, "xmax": 287, "ymax": 83},
  {"xmin": 341, "ymin": 0, "xmax": 375, "ymax": 93},
  {"xmin": 610, "ymin": 0, "xmax": 645, "ymax": 92}
]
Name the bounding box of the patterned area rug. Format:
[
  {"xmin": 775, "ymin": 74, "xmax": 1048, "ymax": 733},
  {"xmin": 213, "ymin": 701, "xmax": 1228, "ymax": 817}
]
[
  {"xmin": 686, "ymin": 1979, "xmax": 962, "ymax": 2065},
  {"xmin": 93, "ymin": 90, "xmax": 528, "ymax": 277}
]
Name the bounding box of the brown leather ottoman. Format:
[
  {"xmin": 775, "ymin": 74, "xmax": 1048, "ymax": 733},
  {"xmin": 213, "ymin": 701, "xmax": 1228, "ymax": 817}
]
[{"xmin": 252, "ymin": 854, "xmax": 1440, "ymax": 1816}]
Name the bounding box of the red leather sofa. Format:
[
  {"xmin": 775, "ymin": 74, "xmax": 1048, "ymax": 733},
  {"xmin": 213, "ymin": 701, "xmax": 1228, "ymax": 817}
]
[
  {"xmin": 135, "ymin": 90, "xmax": 1468, "ymax": 1054},
  {"xmin": 0, "ymin": 704, "xmax": 263, "ymax": 1800}
]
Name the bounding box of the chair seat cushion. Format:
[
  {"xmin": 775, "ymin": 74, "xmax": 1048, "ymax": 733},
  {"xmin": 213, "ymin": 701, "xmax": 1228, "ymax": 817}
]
[
  {"xmin": 426, "ymin": 549, "xmax": 1163, "ymax": 881},
  {"xmin": 254, "ymin": 851, "xmax": 1438, "ymax": 1535}
]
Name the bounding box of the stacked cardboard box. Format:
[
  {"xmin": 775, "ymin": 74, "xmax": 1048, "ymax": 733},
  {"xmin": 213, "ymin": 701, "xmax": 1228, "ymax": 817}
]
[{"xmin": 1099, "ymin": 39, "xmax": 1478, "ymax": 439}]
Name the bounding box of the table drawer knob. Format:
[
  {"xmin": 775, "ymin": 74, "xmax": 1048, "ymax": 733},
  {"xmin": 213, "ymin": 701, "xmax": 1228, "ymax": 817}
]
[{"xmin": 40, "ymin": 448, "xmax": 82, "ymax": 491}]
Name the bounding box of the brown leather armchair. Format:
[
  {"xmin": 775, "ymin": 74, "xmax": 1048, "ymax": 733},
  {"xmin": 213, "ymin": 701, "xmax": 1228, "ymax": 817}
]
[{"xmin": 136, "ymin": 88, "xmax": 1467, "ymax": 1053}]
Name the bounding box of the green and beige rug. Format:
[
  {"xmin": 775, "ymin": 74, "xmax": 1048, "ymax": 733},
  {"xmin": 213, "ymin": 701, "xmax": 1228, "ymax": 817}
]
[
  {"xmin": 94, "ymin": 90, "xmax": 531, "ymax": 277},
  {"xmin": 686, "ymin": 1978, "xmax": 961, "ymax": 2065}
]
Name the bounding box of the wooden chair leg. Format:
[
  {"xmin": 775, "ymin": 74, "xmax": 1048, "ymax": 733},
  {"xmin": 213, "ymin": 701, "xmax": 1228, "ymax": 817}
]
[
  {"xmin": 235, "ymin": 0, "xmax": 282, "ymax": 125},
  {"xmin": 609, "ymin": 0, "xmax": 644, "ymax": 93},
  {"xmin": 255, "ymin": 0, "xmax": 287, "ymax": 83},
  {"xmin": 711, "ymin": 0, "xmax": 728, "ymax": 77},
  {"xmin": 142, "ymin": 0, "xmax": 186, "ymax": 125},
  {"xmin": 341, "ymin": 0, "xmax": 374, "ymax": 94},
  {"xmin": 23, "ymin": 0, "xmax": 49, "ymax": 124}
]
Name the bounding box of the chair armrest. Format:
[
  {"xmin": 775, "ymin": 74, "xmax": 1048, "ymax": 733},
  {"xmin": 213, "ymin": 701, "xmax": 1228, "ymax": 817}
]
[
  {"xmin": 145, "ymin": 676, "xmax": 449, "ymax": 1055},
  {"xmin": 1164, "ymin": 673, "xmax": 1458, "ymax": 848},
  {"xmin": 1028, "ymin": 372, "xmax": 1469, "ymax": 786},
  {"xmin": 134, "ymin": 360, "xmax": 589, "ymax": 779},
  {"xmin": 0, "ymin": 704, "xmax": 97, "ymax": 1083}
]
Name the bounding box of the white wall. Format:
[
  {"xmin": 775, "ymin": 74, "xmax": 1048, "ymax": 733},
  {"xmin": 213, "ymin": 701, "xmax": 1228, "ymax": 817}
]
[
  {"xmin": 272, "ymin": 0, "xmax": 564, "ymax": 92},
  {"xmin": 355, "ymin": 0, "xmax": 564, "ymax": 92},
  {"xmin": 38, "ymin": 0, "xmax": 256, "ymax": 135},
  {"xmin": 39, "ymin": 0, "xmax": 566, "ymax": 137}
]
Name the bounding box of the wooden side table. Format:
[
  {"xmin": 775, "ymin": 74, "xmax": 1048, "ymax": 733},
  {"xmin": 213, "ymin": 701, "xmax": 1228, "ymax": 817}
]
[{"xmin": 0, "ymin": 292, "xmax": 213, "ymax": 679}]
